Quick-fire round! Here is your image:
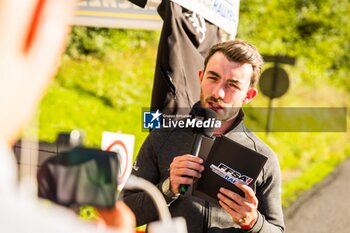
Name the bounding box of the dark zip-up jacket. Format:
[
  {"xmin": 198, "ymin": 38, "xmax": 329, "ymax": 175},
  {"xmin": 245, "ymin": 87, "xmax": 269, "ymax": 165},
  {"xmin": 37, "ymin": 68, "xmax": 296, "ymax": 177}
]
[{"xmin": 124, "ymin": 115, "xmax": 284, "ymax": 233}]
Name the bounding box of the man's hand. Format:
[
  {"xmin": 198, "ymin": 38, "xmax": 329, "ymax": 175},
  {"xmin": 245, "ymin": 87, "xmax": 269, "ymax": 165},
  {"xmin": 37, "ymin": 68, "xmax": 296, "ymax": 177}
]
[
  {"xmin": 169, "ymin": 154, "xmax": 204, "ymax": 194},
  {"xmin": 217, "ymin": 182, "xmax": 258, "ymax": 229},
  {"xmin": 97, "ymin": 201, "xmax": 136, "ymax": 233}
]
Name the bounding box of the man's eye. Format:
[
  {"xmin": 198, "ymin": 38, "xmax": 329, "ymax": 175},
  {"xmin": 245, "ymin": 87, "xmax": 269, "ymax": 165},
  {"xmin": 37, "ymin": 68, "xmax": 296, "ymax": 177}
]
[
  {"xmin": 208, "ymin": 76, "xmax": 218, "ymax": 81},
  {"xmin": 228, "ymin": 83, "xmax": 240, "ymax": 90}
]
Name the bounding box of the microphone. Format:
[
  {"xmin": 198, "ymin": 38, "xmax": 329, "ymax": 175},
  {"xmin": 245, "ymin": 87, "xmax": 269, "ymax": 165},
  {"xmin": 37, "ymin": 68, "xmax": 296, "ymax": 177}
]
[{"xmin": 179, "ymin": 103, "xmax": 217, "ymax": 194}]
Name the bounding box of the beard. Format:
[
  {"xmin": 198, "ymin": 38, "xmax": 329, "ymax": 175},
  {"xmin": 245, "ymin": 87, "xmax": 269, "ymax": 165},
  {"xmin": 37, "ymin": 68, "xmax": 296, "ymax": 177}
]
[{"xmin": 200, "ymin": 93, "xmax": 240, "ymax": 121}]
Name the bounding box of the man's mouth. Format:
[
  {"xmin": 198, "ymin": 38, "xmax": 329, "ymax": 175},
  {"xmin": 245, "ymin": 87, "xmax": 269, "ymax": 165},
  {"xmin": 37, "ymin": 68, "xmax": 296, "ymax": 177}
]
[{"xmin": 208, "ymin": 101, "xmax": 223, "ymax": 111}]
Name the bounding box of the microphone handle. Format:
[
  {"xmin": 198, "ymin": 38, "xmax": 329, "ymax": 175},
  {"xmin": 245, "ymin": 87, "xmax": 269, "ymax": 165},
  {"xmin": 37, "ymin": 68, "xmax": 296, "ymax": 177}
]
[{"xmin": 179, "ymin": 134, "xmax": 203, "ymax": 194}]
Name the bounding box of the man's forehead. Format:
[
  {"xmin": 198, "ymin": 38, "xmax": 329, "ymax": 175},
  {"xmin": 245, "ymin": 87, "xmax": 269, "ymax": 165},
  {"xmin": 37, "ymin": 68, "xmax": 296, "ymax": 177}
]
[
  {"xmin": 205, "ymin": 59, "xmax": 253, "ymax": 77},
  {"xmin": 206, "ymin": 52, "xmax": 252, "ymax": 68}
]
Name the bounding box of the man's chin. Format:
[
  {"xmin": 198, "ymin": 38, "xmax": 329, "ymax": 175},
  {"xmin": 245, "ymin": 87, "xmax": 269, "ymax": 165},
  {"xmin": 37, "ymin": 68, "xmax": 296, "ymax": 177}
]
[{"xmin": 213, "ymin": 110, "xmax": 226, "ymax": 120}]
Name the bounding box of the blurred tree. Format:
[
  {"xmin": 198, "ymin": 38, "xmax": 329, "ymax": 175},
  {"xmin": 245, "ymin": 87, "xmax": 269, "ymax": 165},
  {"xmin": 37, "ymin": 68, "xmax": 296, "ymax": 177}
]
[
  {"xmin": 66, "ymin": 27, "xmax": 159, "ymax": 60},
  {"xmin": 238, "ymin": 0, "xmax": 350, "ymax": 89}
]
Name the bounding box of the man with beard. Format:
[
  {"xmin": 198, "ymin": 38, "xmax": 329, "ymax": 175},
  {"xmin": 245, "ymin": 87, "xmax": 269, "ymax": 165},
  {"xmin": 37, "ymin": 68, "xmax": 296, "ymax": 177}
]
[{"xmin": 124, "ymin": 40, "xmax": 284, "ymax": 233}]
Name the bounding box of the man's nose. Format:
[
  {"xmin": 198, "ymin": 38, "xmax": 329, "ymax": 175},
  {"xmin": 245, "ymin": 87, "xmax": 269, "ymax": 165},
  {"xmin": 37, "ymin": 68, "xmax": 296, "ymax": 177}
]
[{"xmin": 212, "ymin": 85, "xmax": 225, "ymax": 100}]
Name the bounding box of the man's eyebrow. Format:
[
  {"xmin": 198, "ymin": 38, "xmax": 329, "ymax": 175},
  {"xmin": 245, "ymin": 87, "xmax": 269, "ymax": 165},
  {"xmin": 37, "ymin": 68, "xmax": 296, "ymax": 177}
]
[
  {"xmin": 227, "ymin": 78, "xmax": 242, "ymax": 84},
  {"xmin": 207, "ymin": 70, "xmax": 221, "ymax": 77},
  {"xmin": 206, "ymin": 70, "xmax": 243, "ymax": 86},
  {"xmin": 227, "ymin": 79, "xmax": 243, "ymax": 90}
]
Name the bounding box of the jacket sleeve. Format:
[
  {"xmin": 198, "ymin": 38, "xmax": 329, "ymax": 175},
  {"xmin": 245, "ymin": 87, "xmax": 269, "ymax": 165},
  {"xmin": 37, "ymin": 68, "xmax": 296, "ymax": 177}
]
[
  {"xmin": 246, "ymin": 153, "xmax": 285, "ymax": 233},
  {"xmin": 123, "ymin": 131, "xmax": 175, "ymax": 226}
]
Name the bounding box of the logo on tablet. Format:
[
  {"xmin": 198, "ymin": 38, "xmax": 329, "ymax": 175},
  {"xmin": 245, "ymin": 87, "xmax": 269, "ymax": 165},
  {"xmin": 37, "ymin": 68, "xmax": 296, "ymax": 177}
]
[{"xmin": 210, "ymin": 163, "xmax": 253, "ymax": 185}]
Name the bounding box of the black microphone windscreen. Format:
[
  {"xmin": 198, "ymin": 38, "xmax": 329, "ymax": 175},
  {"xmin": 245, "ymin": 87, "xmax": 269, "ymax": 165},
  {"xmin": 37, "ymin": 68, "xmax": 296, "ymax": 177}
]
[{"xmin": 190, "ymin": 102, "xmax": 217, "ymax": 137}]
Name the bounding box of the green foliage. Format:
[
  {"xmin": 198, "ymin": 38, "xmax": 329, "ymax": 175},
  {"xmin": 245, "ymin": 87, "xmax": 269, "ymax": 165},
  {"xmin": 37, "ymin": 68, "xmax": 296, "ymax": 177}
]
[
  {"xmin": 66, "ymin": 27, "xmax": 110, "ymax": 59},
  {"xmin": 39, "ymin": 28, "xmax": 159, "ymax": 154},
  {"xmin": 239, "ymin": 0, "xmax": 350, "ymax": 89},
  {"xmin": 246, "ymin": 82, "xmax": 350, "ymax": 207},
  {"xmin": 66, "ymin": 27, "xmax": 159, "ymax": 60}
]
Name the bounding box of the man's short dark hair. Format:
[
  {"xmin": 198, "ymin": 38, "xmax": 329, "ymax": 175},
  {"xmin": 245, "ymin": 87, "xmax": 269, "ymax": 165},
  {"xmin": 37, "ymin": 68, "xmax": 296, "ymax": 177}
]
[{"xmin": 204, "ymin": 40, "xmax": 264, "ymax": 87}]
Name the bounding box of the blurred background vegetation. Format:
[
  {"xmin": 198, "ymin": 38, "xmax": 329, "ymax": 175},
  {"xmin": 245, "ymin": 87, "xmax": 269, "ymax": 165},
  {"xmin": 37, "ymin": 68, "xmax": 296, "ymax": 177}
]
[{"xmin": 38, "ymin": 0, "xmax": 349, "ymax": 207}]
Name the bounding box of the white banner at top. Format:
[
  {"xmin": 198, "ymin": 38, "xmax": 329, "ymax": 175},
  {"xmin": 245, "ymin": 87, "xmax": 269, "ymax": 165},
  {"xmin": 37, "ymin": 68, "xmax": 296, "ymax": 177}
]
[{"xmin": 171, "ymin": 0, "xmax": 240, "ymax": 36}]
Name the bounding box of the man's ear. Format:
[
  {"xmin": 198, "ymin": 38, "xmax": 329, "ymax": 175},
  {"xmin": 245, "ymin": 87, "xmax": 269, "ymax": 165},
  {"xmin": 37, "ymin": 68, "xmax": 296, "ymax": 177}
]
[
  {"xmin": 198, "ymin": 70, "xmax": 204, "ymax": 83},
  {"xmin": 243, "ymin": 88, "xmax": 257, "ymax": 104}
]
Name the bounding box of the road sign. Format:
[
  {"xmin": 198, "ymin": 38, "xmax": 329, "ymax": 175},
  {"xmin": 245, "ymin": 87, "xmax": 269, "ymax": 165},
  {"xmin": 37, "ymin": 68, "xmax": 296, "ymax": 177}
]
[
  {"xmin": 101, "ymin": 132, "xmax": 135, "ymax": 190},
  {"xmin": 258, "ymin": 55, "xmax": 295, "ymax": 132},
  {"xmin": 262, "ymin": 55, "xmax": 296, "ymax": 65},
  {"xmin": 74, "ymin": 0, "xmax": 162, "ymax": 30},
  {"xmin": 74, "ymin": 0, "xmax": 239, "ymax": 35},
  {"xmin": 259, "ymin": 67, "xmax": 289, "ymax": 99}
]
